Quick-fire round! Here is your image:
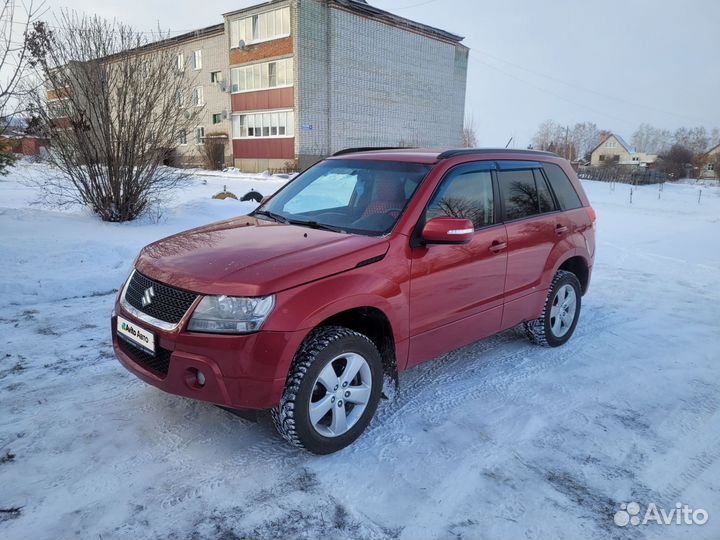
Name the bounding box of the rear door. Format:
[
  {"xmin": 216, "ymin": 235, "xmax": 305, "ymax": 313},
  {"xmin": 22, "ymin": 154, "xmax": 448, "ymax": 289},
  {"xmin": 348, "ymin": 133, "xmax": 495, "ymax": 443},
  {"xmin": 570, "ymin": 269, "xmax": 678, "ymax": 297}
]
[
  {"xmin": 407, "ymin": 162, "xmax": 508, "ymax": 368},
  {"xmin": 496, "ymin": 161, "xmax": 562, "ymax": 329}
]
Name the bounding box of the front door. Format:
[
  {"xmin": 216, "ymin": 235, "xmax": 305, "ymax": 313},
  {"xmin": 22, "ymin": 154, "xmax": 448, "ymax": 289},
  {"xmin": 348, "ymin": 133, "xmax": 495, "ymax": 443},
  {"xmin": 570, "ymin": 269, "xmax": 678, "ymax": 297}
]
[{"xmin": 407, "ymin": 162, "xmax": 508, "ymax": 368}]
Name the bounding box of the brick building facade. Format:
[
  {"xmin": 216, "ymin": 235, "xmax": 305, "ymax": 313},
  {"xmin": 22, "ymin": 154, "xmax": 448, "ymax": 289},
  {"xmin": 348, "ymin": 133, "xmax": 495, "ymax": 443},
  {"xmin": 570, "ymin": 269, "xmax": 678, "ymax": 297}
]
[
  {"xmin": 224, "ymin": 0, "xmax": 468, "ymax": 172},
  {"xmin": 48, "ymin": 0, "xmax": 469, "ymax": 172}
]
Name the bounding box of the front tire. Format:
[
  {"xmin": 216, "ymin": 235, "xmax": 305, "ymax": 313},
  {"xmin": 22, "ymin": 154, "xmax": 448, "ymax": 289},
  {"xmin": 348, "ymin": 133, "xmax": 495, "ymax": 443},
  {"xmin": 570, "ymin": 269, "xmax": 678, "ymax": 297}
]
[
  {"xmin": 524, "ymin": 270, "xmax": 582, "ymax": 347},
  {"xmin": 271, "ymin": 326, "xmax": 383, "ymax": 454}
]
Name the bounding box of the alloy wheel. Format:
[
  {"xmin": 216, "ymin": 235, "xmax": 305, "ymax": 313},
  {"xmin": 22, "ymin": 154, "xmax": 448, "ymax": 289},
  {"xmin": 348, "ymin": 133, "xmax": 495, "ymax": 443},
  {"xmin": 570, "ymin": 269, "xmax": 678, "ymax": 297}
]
[
  {"xmin": 549, "ymin": 283, "xmax": 577, "ymax": 338},
  {"xmin": 308, "ymin": 352, "xmax": 372, "ymax": 437}
]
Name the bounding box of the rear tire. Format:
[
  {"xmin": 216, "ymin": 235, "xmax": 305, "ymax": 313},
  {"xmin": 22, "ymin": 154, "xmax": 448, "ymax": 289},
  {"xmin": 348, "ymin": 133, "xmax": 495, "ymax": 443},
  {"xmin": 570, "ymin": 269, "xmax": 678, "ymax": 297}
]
[
  {"xmin": 271, "ymin": 326, "xmax": 383, "ymax": 454},
  {"xmin": 524, "ymin": 270, "xmax": 582, "ymax": 347}
]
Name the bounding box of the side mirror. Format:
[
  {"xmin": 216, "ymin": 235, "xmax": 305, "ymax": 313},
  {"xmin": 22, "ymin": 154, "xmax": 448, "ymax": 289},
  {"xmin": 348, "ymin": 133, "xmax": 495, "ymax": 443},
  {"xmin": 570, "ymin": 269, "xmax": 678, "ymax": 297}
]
[{"xmin": 421, "ymin": 217, "xmax": 474, "ymax": 245}]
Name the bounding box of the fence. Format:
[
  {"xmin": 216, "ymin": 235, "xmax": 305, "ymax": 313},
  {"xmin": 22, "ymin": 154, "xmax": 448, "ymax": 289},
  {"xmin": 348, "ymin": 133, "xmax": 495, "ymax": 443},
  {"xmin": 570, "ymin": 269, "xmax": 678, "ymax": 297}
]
[{"xmin": 578, "ymin": 165, "xmax": 672, "ymax": 185}]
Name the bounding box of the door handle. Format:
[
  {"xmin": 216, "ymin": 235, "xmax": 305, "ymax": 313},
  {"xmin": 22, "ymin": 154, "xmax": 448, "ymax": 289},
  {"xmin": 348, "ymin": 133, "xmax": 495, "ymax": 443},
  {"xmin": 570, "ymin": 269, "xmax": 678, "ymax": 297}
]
[
  {"xmin": 555, "ymin": 224, "xmax": 569, "ymax": 235},
  {"xmin": 489, "ymin": 240, "xmax": 507, "ymax": 253}
]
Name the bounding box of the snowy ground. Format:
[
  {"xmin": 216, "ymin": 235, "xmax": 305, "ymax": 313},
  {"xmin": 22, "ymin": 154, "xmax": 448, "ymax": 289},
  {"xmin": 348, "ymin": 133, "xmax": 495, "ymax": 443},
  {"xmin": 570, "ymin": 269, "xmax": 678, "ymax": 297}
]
[{"xmin": 1, "ymin": 162, "xmax": 719, "ymax": 539}]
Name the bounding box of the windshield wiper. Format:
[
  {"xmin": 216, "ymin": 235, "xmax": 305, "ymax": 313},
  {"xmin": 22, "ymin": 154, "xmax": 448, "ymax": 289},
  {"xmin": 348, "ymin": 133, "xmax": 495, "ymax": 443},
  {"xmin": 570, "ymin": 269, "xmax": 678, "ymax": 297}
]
[
  {"xmin": 253, "ymin": 210, "xmax": 289, "ymax": 224},
  {"xmin": 286, "ymin": 218, "xmax": 347, "ymax": 234}
]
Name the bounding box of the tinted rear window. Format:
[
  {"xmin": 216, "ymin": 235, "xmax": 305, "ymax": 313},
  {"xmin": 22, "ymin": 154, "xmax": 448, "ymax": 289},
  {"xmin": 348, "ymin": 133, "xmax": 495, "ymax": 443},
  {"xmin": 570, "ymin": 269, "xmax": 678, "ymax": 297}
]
[
  {"xmin": 543, "ymin": 163, "xmax": 583, "ymax": 210},
  {"xmin": 498, "ymin": 169, "xmax": 541, "ymax": 221}
]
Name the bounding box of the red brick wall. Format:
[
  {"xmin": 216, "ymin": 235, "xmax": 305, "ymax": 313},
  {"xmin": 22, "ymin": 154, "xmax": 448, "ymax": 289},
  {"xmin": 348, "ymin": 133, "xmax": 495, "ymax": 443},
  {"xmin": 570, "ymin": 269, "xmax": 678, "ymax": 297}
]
[
  {"xmin": 231, "ymin": 87, "xmax": 294, "ymax": 112},
  {"xmin": 229, "ymin": 37, "xmax": 293, "ymax": 66},
  {"xmin": 233, "ymin": 138, "xmax": 294, "ymax": 159}
]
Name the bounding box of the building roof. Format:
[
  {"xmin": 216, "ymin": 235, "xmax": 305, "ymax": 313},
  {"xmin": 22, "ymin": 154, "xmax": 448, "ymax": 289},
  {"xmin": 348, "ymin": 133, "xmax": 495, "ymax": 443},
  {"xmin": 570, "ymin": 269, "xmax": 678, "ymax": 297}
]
[
  {"xmin": 103, "ymin": 23, "xmax": 225, "ymax": 61},
  {"xmin": 589, "ymin": 133, "xmax": 635, "ymax": 155},
  {"xmin": 332, "ymin": 0, "xmax": 464, "ymax": 44},
  {"xmin": 224, "ymin": 0, "xmax": 465, "ymax": 45},
  {"xmin": 705, "ymin": 143, "xmax": 720, "ymax": 155}
]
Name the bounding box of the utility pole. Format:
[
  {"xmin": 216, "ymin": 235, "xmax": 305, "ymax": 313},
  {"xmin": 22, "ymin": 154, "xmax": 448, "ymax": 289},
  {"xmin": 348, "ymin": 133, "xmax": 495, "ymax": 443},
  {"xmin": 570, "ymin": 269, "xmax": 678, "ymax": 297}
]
[{"xmin": 564, "ymin": 126, "xmax": 570, "ymax": 160}]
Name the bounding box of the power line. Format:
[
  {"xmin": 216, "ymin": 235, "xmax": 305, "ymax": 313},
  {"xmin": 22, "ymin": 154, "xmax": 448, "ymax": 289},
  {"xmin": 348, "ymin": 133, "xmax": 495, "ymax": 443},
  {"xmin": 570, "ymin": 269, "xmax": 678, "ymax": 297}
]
[
  {"xmin": 471, "ymin": 46, "xmax": 706, "ymax": 124},
  {"xmin": 391, "ymin": 0, "xmax": 443, "ymax": 10},
  {"xmin": 469, "ymin": 55, "xmax": 635, "ymax": 128}
]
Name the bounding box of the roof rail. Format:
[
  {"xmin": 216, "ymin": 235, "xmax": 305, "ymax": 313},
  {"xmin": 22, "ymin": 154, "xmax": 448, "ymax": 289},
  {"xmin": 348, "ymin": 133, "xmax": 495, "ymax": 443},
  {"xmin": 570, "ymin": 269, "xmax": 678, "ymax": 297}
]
[
  {"xmin": 437, "ymin": 148, "xmax": 558, "ymax": 160},
  {"xmin": 331, "ymin": 147, "xmax": 412, "ymax": 157}
]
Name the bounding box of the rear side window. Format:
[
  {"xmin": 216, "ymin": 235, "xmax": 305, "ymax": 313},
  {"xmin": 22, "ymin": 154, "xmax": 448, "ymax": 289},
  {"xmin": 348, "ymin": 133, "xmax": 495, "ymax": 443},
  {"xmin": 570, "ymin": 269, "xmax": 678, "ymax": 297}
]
[
  {"xmin": 535, "ymin": 170, "xmax": 555, "ymax": 213},
  {"xmin": 498, "ymin": 169, "xmax": 556, "ymax": 221},
  {"xmin": 543, "ymin": 163, "xmax": 583, "ymax": 210},
  {"xmin": 426, "ymin": 170, "xmax": 494, "ymax": 229}
]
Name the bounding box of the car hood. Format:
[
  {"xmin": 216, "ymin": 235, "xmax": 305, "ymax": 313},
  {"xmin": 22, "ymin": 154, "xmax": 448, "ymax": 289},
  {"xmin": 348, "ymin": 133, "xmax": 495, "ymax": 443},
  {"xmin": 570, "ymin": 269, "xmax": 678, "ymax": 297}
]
[{"xmin": 135, "ymin": 216, "xmax": 390, "ymax": 297}]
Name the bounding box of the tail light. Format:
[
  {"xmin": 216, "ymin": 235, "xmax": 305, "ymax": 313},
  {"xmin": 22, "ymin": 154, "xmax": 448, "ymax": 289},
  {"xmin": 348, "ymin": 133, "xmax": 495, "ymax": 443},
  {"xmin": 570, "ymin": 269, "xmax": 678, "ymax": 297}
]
[{"xmin": 586, "ymin": 206, "xmax": 596, "ymax": 229}]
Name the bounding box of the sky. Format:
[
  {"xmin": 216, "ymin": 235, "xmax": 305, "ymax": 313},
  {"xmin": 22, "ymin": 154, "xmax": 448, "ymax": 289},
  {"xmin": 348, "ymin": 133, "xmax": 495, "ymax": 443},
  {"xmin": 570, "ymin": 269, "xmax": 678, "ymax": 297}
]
[{"xmin": 47, "ymin": 0, "xmax": 720, "ymax": 147}]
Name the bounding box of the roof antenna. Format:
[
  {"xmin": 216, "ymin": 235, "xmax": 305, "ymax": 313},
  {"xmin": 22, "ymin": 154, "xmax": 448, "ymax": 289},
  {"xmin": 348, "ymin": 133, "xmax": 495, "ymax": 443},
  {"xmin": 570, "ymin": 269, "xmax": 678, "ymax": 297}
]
[{"xmin": 505, "ymin": 137, "xmax": 513, "ymax": 149}]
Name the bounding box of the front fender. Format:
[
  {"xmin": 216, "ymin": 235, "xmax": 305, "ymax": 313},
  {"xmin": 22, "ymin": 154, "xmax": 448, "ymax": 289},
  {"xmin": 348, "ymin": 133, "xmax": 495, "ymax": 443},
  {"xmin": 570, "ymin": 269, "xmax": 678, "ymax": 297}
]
[{"xmin": 265, "ymin": 266, "xmax": 409, "ymax": 338}]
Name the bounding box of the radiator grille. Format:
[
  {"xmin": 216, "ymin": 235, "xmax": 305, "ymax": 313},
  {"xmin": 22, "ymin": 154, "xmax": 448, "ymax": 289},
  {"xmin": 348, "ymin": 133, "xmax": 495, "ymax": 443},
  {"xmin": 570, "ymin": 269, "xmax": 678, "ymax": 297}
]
[{"xmin": 124, "ymin": 271, "xmax": 197, "ymax": 325}]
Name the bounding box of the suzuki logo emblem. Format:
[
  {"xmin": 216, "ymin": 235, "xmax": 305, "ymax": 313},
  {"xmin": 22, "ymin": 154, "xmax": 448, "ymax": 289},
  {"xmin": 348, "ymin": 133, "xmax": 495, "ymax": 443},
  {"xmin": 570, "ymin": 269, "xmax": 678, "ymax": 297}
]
[{"xmin": 141, "ymin": 286, "xmax": 155, "ymax": 307}]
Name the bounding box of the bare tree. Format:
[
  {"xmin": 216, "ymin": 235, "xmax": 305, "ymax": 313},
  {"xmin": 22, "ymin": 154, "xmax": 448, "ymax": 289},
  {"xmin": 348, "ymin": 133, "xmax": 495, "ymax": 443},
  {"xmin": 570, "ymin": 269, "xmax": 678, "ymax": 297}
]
[
  {"xmin": 0, "ymin": 0, "xmax": 43, "ymax": 173},
  {"xmin": 1, "ymin": 1, "xmax": 43, "ymax": 117},
  {"xmin": 631, "ymin": 123, "xmax": 672, "ymax": 154},
  {"xmin": 23, "ymin": 11, "xmax": 201, "ymax": 221},
  {"xmin": 531, "ymin": 120, "xmax": 563, "ymax": 152},
  {"xmin": 463, "ymin": 116, "xmax": 477, "ymax": 148},
  {"xmin": 658, "ymin": 144, "xmax": 694, "ymax": 179},
  {"xmin": 710, "ymin": 128, "xmax": 720, "ymax": 149},
  {"xmin": 200, "ymin": 131, "xmax": 228, "ymax": 170},
  {"xmin": 673, "ymin": 126, "xmax": 709, "ymax": 155},
  {"xmin": 570, "ymin": 122, "xmax": 601, "ymax": 161}
]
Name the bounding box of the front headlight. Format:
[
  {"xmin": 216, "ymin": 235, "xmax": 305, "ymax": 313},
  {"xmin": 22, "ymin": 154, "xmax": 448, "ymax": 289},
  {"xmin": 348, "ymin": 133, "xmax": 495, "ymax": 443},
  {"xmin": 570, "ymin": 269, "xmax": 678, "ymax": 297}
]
[{"xmin": 187, "ymin": 295, "xmax": 275, "ymax": 334}]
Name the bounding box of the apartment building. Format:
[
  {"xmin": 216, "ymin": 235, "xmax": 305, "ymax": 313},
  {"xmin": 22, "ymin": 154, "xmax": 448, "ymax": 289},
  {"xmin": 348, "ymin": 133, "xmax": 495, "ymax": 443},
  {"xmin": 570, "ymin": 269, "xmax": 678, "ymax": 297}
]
[
  {"xmin": 224, "ymin": 0, "xmax": 469, "ymax": 171},
  {"xmin": 47, "ymin": 0, "xmax": 468, "ymax": 172},
  {"xmin": 172, "ymin": 24, "xmax": 232, "ymax": 167}
]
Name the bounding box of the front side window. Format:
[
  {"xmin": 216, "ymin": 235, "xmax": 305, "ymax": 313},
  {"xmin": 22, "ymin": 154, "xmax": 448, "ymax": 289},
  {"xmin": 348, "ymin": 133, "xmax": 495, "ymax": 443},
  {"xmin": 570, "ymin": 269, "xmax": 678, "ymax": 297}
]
[
  {"xmin": 498, "ymin": 168, "xmax": 555, "ymax": 221},
  {"xmin": 256, "ymin": 159, "xmax": 431, "ymax": 236},
  {"xmin": 426, "ymin": 169, "xmax": 494, "ymax": 229}
]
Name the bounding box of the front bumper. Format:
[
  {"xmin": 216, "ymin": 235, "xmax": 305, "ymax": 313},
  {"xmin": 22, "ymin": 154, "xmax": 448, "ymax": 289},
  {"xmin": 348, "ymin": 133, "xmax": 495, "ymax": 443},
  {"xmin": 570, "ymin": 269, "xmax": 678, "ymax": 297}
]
[{"xmin": 111, "ymin": 304, "xmax": 306, "ymax": 410}]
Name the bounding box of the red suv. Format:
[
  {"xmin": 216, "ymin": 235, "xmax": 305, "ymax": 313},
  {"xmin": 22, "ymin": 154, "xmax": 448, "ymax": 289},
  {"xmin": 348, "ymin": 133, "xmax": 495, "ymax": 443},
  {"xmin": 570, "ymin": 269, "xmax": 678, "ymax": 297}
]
[{"xmin": 112, "ymin": 148, "xmax": 595, "ymax": 454}]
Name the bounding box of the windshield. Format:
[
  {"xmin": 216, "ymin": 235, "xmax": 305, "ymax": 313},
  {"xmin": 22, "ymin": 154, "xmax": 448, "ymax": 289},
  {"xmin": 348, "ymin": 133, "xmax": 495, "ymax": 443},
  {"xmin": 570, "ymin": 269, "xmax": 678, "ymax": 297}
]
[{"xmin": 255, "ymin": 159, "xmax": 432, "ymax": 235}]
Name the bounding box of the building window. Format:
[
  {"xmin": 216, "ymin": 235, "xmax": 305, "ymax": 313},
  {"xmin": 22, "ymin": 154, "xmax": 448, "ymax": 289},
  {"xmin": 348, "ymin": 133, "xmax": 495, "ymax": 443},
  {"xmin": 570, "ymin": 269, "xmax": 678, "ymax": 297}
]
[
  {"xmin": 176, "ymin": 129, "xmax": 187, "ymax": 145},
  {"xmin": 192, "ymin": 86, "xmax": 204, "ymax": 106},
  {"xmin": 195, "ymin": 126, "xmax": 205, "ymax": 145},
  {"xmin": 709, "ymin": 163, "xmax": 715, "ymax": 171},
  {"xmin": 599, "ymin": 155, "xmax": 605, "ymax": 161},
  {"xmin": 177, "ymin": 53, "xmax": 184, "ymax": 71},
  {"xmin": 231, "ymin": 110, "xmax": 294, "ymax": 139},
  {"xmin": 176, "ymin": 89, "xmax": 184, "ymax": 108},
  {"xmin": 229, "ymin": 6, "xmax": 290, "ymax": 47},
  {"xmin": 192, "ymin": 50, "xmax": 202, "ymax": 70},
  {"xmin": 230, "ymin": 58, "xmax": 293, "ymax": 93},
  {"xmin": 210, "ymin": 71, "xmax": 222, "ymax": 83},
  {"xmin": 212, "ymin": 113, "xmax": 222, "ymax": 124}
]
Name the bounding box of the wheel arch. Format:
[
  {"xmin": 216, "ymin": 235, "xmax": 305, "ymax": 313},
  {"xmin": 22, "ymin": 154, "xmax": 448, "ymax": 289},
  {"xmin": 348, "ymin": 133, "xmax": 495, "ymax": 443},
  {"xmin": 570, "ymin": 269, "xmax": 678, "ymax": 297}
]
[
  {"xmin": 555, "ymin": 254, "xmax": 590, "ymax": 295},
  {"xmin": 314, "ymin": 306, "xmax": 399, "ymax": 390}
]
